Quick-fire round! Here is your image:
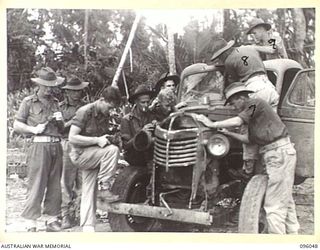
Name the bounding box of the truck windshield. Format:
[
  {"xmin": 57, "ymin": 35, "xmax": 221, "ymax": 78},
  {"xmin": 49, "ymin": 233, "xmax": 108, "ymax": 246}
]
[{"xmin": 180, "ymin": 70, "xmax": 224, "ymax": 103}]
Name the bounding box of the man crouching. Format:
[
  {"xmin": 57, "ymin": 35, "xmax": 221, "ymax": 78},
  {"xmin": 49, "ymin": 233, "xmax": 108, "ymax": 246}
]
[{"xmin": 68, "ymin": 86, "xmax": 122, "ymax": 232}]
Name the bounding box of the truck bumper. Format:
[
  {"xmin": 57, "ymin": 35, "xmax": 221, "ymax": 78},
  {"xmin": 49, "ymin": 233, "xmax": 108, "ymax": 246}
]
[{"xmin": 98, "ymin": 202, "xmax": 213, "ymax": 225}]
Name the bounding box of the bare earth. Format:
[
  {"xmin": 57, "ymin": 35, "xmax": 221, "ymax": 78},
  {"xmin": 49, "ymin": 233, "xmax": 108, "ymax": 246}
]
[{"xmin": 5, "ymin": 175, "xmax": 314, "ymax": 234}]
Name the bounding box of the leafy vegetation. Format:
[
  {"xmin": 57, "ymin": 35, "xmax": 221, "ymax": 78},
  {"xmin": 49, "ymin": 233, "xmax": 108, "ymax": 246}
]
[{"xmin": 7, "ymin": 8, "xmax": 315, "ymax": 148}]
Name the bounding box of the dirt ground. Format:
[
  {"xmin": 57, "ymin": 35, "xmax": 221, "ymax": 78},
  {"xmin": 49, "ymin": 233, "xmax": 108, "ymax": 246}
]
[{"xmin": 5, "ymin": 175, "xmax": 314, "ymax": 234}]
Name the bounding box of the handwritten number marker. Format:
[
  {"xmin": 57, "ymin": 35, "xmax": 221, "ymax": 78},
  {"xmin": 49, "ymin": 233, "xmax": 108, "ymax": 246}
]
[
  {"xmin": 268, "ymin": 39, "xmax": 277, "ymax": 49},
  {"xmin": 241, "ymin": 56, "xmax": 249, "ymax": 66}
]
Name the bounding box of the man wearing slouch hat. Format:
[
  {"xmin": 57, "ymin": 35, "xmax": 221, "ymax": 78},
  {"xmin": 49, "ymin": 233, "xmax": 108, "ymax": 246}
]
[
  {"xmin": 120, "ymin": 84, "xmax": 156, "ymax": 166},
  {"xmin": 59, "ymin": 76, "xmax": 89, "ymax": 229},
  {"xmin": 14, "ymin": 67, "xmax": 65, "ymax": 232},
  {"xmin": 210, "ymin": 37, "xmax": 279, "ymax": 178},
  {"xmin": 195, "ymin": 82, "xmax": 299, "ymax": 234},
  {"xmin": 246, "ymin": 17, "xmax": 288, "ymax": 60}
]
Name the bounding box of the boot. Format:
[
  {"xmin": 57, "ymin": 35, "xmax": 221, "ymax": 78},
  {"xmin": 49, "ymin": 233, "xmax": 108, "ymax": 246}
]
[
  {"xmin": 61, "ymin": 215, "xmax": 74, "ymax": 229},
  {"xmin": 45, "ymin": 221, "xmax": 61, "ymax": 232}
]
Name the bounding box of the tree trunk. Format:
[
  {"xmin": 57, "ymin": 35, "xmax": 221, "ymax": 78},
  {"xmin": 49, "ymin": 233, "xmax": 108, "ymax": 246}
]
[
  {"xmin": 167, "ymin": 25, "xmax": 176, "ymax": 74},
  {"xmin": 111, "ymin": 13, "xmax": 141, "ymax": 87},
  {"xmin": 84, "ymin": 10, "xmax": 89, "ymax": 70},
  {"xmin": 276, "ymin": 9, "xmax": 286, "ymax": 38},
  {"xmin": 291, "ymin": 8, "xmax": 307, "ymax": 67},
  {"xmin": 223, "ymin": 9, "xmax": 230, "ymax": 40}
]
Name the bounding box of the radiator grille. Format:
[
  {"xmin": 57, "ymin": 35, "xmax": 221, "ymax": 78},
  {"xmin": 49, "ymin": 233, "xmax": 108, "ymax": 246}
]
[{"xmin": 154, "ymin": 136, "xmax": 198, "ymax": 167}]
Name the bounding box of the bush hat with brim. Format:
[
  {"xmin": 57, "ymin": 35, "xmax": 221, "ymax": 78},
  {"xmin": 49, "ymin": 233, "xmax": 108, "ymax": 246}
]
[
  {"xmin": 210, "ymin": 39, "xmax": 235, "ymax": 62},
  {"xmin": 129, "ymin": 84, "xmax": 154, "ymax": 104},
  {"xmin": 31, "ymin": 67, "xmax": 65, "ymax": 87},
  {"xmin": 224, "ymin": 82, "xmax": 254, "ymax": 105},
  {"xmin": 154, "ymin": 72, "xmax": 180, "ymax": 95},
  {"xmin": 246, "ymin": 18, "xmax": 271, "ymax": 34},
  {"xmin": 62, "ymin": 77, "xmax": 89, "ymax": 90}
]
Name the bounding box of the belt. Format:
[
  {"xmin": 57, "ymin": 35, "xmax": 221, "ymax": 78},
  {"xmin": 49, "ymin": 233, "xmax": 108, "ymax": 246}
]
[
  {"xmin": 33, "ymin": 136, "xmax": 61, "ymax": 143},
  {"xmin": 259, "ymin": 136, "xmax": 291, "ymax": 154}
]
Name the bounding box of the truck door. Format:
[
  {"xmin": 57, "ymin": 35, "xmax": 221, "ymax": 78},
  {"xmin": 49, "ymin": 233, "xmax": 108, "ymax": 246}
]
[{"xmin": 278, "ymin": 69, "xmax": 315, "ymax": 178}]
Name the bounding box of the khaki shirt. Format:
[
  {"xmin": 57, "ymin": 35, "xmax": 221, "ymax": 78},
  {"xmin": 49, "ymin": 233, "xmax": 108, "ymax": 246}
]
[
  {"xmin": 59, "ymin": 99, "xmax": 85, "ymax": 138},
  {"xmin": 15, "ymin": 94, "xmax": 62, "ymax": 137},
  {"xmin": 70, "ymin": 102, "xmax": 121, "ymax": 159},
  {"xmin": 120, "ymin": 106, "xmax": 155, "ymax": 151},
  {"xmin": 238, "ymin": 98, "xmax": 288, "ymax": 146},
  {"xmin": 71, "ymin": 102, "xmax": 111, "ymax": 138},
  {"xmin": 225, "ymin": 46, "xmax": 266, "ymax": 85}
]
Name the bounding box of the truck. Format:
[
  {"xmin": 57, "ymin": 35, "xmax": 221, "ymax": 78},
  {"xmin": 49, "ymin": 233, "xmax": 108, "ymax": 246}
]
[{"xmin": 98, "ymin": 59, "xmax": 315, "ymax": 233}]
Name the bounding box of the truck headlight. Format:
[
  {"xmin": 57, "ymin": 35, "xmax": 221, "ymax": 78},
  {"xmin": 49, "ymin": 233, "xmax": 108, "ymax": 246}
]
[{"xmin": 207, "ymin": 134, "xmax": 230, "ymax": 158}]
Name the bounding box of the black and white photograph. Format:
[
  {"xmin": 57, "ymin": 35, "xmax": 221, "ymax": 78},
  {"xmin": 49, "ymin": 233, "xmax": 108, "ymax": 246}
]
[{"xmin": 5, "ymin": 7, "xmax": 316, "ymax": 237}]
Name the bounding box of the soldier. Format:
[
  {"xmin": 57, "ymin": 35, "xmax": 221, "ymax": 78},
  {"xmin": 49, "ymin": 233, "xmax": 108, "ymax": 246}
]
[
  {"xmin": 153, "ymin": 72, "xmax": 180, "ymax": 95},
  {"xmin": 195, "ymin": 82, "xmax": 300, "ymax": 234},
  {"xmin": 246, "ymin": 17, "xmax": 288, "ymax": 60},
  {"xmin": 13, "ymin": 67, "xmax": 65, "ymax": 232},
  {"xmin": 121, "ymin": 84, "xmax": 156, "ymax": 166},
  {"xmin": 68, "ymin": 86, "xmax": 122, "ymax": 232},
  {"xmin": 59, "ymin": 77, "xmax": 89, "ymax": 229},
  {"xmin": 150, "ymin": 72, "xmax": 186, "ymax": 111},
  {"xmin": 210, "ymin": 38, "xmax": 279, "ymax": 177}
]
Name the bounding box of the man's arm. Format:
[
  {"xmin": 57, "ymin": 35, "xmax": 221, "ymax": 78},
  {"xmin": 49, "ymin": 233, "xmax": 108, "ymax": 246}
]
[
  {"xmin": 247, "ymin": 44, "xmax": 276, "ymax": 55},
  {"xmin": 68, "ymin": 125, "xmax": 98, "ymax": 146},
  {"xmin": 68, "ymin": 125, "xmax": 110, "ymax": 148},
  {"xmin": 195, "ymin": 115, "xmax": 244, "ymax": 128},
  {"xmin": 13, "ymin": 120, "xmax": 48, "ymax": 135}
]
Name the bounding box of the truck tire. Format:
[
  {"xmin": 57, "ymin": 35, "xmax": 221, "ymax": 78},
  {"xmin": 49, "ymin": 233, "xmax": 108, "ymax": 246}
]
[
  {"xmin": 108, "ymin": 166, "xmax": 157, "ymax": 232},
  {"xmin": 238, "ymin": 174, "xmax": 268, "ymax": 233}
]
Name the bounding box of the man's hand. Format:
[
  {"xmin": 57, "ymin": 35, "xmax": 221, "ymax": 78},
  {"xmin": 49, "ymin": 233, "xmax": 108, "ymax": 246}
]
[
  {"xmin": 143, "ymin": 123, "xmax": 155, "ymax": 133},
  {"xmin": 32, "ymin": 122, "xmax": 48, "ymax": 135},
  {"xmin": 195, "ymin": 114, "xmax": 213, "ymax": 127},
  {"xmin": 148, "ymin": 98, "xmax": 159, "ymax": 110},
  {"xmin": 96, "ymin": 135, "xmax": 111, "ymax": 148}
]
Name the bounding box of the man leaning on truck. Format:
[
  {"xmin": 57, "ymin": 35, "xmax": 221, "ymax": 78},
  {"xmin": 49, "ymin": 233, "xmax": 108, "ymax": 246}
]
[
  {"xmin": 210, "ymin": 37, "xmax": 279, "ymax": 178},
  {"xmin": 195, "ymin": 82, "xmax": 300, "ymax": 234}
]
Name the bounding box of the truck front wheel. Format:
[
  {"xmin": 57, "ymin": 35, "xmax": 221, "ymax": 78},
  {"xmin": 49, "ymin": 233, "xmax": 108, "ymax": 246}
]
[
  {"xmin": 238, "ymin": 174, "xmax": 268, "ymax": 233},
  {"xmin": 108, "ymin": 166, "xmax": 157, "ymax": 232}
]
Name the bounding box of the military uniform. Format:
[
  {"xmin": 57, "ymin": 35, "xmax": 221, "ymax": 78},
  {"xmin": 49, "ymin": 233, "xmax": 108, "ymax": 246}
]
[
  {"xmin": 69, "ymin": 102, "xmax": 119, "ymax": 227},
  {"xmin": 238, "ymin": 97, "xmax": 299, "ymax": 234},
  {"xmin": 16, "ymin": 94, "xmax": 63, "ymax": 220},
  {"xmin": 197, "ymin": 82, "xmax": 300, "ymax": 234},
  {"xmin": 59, "ymin": 98, "xmax": 85, "ymax": 221},
  {"xmin": 246, "ymin": 18, "xmax": 288, "ymax": 60},
  {"xmin": 121, "ymin": 106, "xmax": 155, "ymax": 166},
  {"xmin": 224, "ymin": 45, "xmax": 279, "ymax": 169},
  {"xmin": 260, "ymin": 32, "xmax": 288, "ymax": 60}
]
